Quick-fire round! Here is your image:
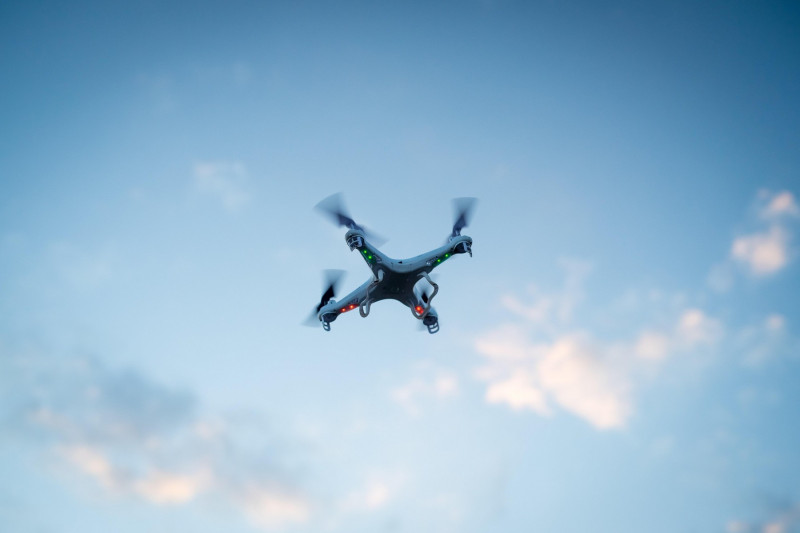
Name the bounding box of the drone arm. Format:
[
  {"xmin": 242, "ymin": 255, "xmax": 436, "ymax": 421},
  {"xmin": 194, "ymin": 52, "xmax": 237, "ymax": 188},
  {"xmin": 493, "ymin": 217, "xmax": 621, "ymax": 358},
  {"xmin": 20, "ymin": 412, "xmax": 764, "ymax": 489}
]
[
  {"xmin": 318, "ymin": 279, "xmax": 373, "ymax": 327},
  {"xmin": 400, "ymin": 235, "xmax": 473, "ymax": 276},
  {"xmin": 345, "ymin": 229, "xmax": 394, "ymax": 278}
]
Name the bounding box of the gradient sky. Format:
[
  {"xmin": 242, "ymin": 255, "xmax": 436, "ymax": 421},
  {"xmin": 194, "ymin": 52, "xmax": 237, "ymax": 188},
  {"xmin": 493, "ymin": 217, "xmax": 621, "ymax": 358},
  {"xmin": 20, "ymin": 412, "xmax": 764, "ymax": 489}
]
[{"xmin": 2, "ymin": 1, "xmax": 800, "ymax": 532}]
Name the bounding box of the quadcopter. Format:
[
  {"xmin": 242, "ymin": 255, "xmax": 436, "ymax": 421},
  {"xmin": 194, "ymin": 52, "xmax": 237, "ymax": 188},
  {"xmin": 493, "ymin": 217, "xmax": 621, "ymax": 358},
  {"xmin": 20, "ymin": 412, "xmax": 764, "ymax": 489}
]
[{"xmin": 306, "ymin": 194, "xmax": 476, "ymax": 334}]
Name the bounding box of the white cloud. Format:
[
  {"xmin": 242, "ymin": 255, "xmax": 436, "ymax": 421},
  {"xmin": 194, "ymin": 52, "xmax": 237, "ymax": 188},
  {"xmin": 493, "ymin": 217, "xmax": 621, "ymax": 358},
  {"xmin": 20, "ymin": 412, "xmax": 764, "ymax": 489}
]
[
  {"xmin": 726, "ymin": 501, "xmax": 800, "ymax": 533},
  {"xmin": 476, "ymin": 330, "xmax": 633, "ymax": 430},
  {"xmin": 239, "ymin": 487, "xmax": 310, "ymax": 529},
  {"xmin": 194, "ymin": 161, "xmax": 251, "ymax": 211},
  {"xmin": 710, "ymin": 189, "xmax": 798, "ymax": 288},
  {"xmin": 731, "ymin": 225, "xmax": 790, "ymax": 276},
  {"xmin": 765, "ymin": 313, "xmax": 786, "ymax": 332},
  {"xmin": 536, "ymin": 337, "xmax": 632, "ymax": 429},
  {"xmin": 634, "ymin": 331, "xmax": 671, "ymax": 360},
  {"xmin": 474, "ymin": 324, "xmax": 533, "ymax": 361},
  {"xmin": 58, "ymin": 444, "xmax": 212, "ymax": 505},
  {"xmin": 760, "ymin": 190, "xmax": 799, "ymax": 219},
  {"xmin": 476, "ymin": 284, "xmax": 722, "ymax": 429},
  {"xmin": 60, "ymin": 445, "xmax": 117, "ymax": 489},
  {"xmin": 133, "ymin": 469, "xmax": 211, "ymax": 504},
  {"xmin": 634, "ymin": 309, "xmax": 721, "ymax": 361},
  {"xmin": 1, "ymin": 348, "xmax": 310, "ymax": 530},
  {"xmin": 676, "ymin": 308, "xmax": 723, "ymax": 346},
  {"xmin": 485, "ymin": 370, "xmax": 549, "ymax": 414},
  {"xmin": 763, "ymin": 523, "xmax": 785, "ymax": 533}
]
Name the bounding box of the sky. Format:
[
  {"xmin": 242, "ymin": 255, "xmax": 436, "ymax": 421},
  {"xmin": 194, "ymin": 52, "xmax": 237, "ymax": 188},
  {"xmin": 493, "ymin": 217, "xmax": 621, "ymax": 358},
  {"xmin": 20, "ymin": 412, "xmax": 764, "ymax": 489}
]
[{"xmin": 1, "ymin": 1, "xmax": 800, "ymax": 532}]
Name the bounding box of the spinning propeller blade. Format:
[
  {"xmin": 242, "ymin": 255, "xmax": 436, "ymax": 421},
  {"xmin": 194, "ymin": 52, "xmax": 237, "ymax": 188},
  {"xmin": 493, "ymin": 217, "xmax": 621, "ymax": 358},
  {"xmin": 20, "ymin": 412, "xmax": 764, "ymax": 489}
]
[
  {"xmin": 314, "ymin": 193, "xmax": 362, "ymax": 231},
  {"xmin": 317, "ymin": 269, "xmax": 345, "ymax": 312},
  {"xmin": 314, "ymin": 193, "xmax": 387, "ymax": 246},
  {"xmin": 451, "ymin": 197, "xmax": 478, "ymax": 237},
  {"xmin": 303, "ymin": 269, "xmax": 345, "ymax": 326}
]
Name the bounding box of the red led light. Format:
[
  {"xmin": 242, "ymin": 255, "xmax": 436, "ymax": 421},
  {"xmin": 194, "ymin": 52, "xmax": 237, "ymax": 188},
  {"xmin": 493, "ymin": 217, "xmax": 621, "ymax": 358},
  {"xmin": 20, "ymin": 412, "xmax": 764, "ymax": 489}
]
[
  {"xmin": 349, "ymin": 304, "xmax": 356, "ymax": 309},
  {"xmin": 341, "ymin": 308, "xmax": 346, "ymax": 313},
  {"xmin": 415, "ymin": 306, "xmax": 423, "ymax": 313}
]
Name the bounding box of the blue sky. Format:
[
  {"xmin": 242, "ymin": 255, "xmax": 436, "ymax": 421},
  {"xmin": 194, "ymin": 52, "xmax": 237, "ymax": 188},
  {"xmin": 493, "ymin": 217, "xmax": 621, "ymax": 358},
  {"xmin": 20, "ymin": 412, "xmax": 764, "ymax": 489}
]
[{"xmin": 2, "ymin": 1, "xmax": 800, "ymax": 532}]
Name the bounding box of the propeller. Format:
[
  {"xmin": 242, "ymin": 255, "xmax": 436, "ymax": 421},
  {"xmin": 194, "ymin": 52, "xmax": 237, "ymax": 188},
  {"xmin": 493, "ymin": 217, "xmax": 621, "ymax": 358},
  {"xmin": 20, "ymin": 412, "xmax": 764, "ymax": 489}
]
[
  {"xmin": 303, "ymin": 269, "xmax": 345, "ymax": 326},
  {"xmin": 314, "ymin": 193, "xmax": 387, "ymax": 246},
  {"xmin": 450, "ymin": 197, "xmax": 478, "ymax": 238}
]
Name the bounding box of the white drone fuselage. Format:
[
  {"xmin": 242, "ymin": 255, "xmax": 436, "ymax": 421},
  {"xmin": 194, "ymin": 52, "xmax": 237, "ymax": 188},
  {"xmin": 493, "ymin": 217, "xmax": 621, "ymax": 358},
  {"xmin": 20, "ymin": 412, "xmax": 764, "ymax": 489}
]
[{"xmin": 316, "ymin": 229, "xmax": 473, "ymax": 333}]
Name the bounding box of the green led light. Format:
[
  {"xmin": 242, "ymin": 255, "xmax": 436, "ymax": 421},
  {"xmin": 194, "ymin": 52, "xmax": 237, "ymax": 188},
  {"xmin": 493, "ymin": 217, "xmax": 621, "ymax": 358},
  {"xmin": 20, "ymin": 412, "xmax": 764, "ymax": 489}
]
[
  {"xmin": 437, "ymin": 259, "xmax": 441, "ymax": 263},
  {"xmin": 445, "ymin": 253, "xmax": 450, "ymax": 258},
  {"xmin": 368, "ymin": 255, "xmax": 372, "ymax": 259}
]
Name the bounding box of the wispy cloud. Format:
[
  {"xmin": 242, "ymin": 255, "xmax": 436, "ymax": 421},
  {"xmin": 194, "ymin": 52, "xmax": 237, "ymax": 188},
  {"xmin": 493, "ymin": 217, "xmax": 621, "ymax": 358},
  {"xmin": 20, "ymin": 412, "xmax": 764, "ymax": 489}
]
[
  {"xmin": 478, "ymin": 190, "xmax": 798, "ymax": 429},
  {"xmin": 391, "ymin": 364, "xmax": 459, "ymax": 416},
  {"xmin": 193, "ymin": 161, "xmax": 251, "ymax": 211},
  {"xmin": 711, "ymin": 189, "xmax": 798, "ymax": 287},
  {"xmin": 726, "ymin": 501, "xmax": 800, "ymax": 533},
  {"xmin": 500, "ymin": 260, "xmax": 591, "ymax": 330},
  {"xmin": 760, "ymin": 190, "xmax": 800, "ymax": 219},
  {"xmin": 634, "ymin": 308, "xmax": 723, "ymax": 361},
  {"xmin": 474, "ymin": 266, "xmax": 723, "ymax": 430},
  {"xmin": 478, "ymin": 331, "xmax": 633, "ymax": 428},
  {"xmin": 731, "ymin": 225, "xmax": 790, "ymax": 276},
  {"xmin": 0, "ymin": 347, "xmax": 309, "ymax": 529},
  {"xmin": 735, "ymin": 313, "xmax": 797, "ymax": 367},
  {"xmin": 340, "ymin": 479, "xmax": 395, "ymax": 512}
]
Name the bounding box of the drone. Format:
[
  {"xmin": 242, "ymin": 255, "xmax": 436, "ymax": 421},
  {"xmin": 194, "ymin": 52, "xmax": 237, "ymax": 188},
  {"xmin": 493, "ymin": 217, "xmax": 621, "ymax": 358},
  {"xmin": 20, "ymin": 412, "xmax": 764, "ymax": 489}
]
[{"xmin": 306, "ymin": 194, "xmax": 476, "ymax": 334}]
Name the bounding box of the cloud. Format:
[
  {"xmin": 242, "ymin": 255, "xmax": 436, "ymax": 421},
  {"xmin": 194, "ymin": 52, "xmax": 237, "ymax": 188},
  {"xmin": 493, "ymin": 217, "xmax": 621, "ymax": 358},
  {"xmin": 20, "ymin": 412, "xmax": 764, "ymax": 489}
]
[
  {"xmin": 726, "ymin": 501, "xmax": 800, "ymax": 533},
  {"xmin": 237, "ymin": 487, "xmax": 310, "ymax": 529},
  {"xmin": 485, "ymin": 370, "xmax": 549, "ymax": 414},
  {"xmin": 731, "ymin": 225, "xmax": 790, "ymax": 276},
  {"xmin": 736, "ymin": 313, "xmax": 795, "ymax": 367},
  {"xmin": 476, "ymin": 329, "xmax": 632, "ymax": 429},
  {"xmin": 500, "ymin": 260, "xmax": 592, "ymax": 330},
  {"xmin": 475, "ymin": 265, "xmax": 722, "ymax": 429},
  {"xmin": 391, "ymin": 368, "xmax": 459, "ymax": 416},
  {"xmin": 711, "ymin": 190, "xmax": 798, "ymax": 286},
  {"xmin": 535, "ymin": 336, "xmax": 632, "ymax": 429},
  {"xmin": 759, "ymin": 190, "xmax": 800, "ymax": 219},
  {"xmin": 0, "ymin": 347, "xmax": 309, "ymax": 529},
  {"xmin": 341, "ymin": 480, "xmax": 393, "ymax": 512},
  {"xmin": 194, "ymin": 161, "xmax": 251, "ymax": 211}
]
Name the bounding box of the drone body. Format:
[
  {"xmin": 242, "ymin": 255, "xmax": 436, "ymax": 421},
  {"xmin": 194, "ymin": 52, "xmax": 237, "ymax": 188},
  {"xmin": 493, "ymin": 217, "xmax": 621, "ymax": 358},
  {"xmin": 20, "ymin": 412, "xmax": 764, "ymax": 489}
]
[{"xmin": 309, "ymin": 194, "xmax": 476, "ymax": 334}]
